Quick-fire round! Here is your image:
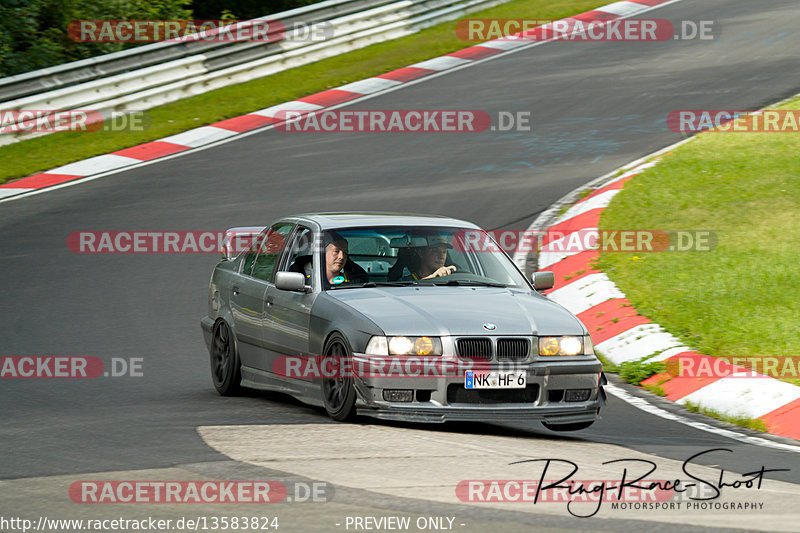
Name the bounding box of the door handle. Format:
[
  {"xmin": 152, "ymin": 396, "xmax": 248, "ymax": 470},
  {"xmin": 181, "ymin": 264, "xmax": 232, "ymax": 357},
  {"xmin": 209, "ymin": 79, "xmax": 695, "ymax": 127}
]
[{"xmin": 232, "ymin": 286, "xmax": 240, "ymax": 295}]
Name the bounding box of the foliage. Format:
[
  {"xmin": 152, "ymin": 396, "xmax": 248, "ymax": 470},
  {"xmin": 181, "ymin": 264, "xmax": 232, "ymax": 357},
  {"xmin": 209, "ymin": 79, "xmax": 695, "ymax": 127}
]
[
  {"xmin": 683, "ymin": 402, "xmax": 768, "ymax": 432},
  {"xmin": 616, "ymin": 359, "xmax": 666, "ymax": 386},
  {"xmin": 192, "ymin": 0, "xmax": 321, "ymax": 20},
  {"xmin": 0, "ymin": 0, "xmax": 192, "ymax": 76}
]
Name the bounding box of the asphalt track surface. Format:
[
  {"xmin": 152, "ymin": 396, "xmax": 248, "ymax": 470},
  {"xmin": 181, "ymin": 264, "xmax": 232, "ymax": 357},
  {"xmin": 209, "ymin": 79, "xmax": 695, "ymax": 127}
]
[{"xmin": 2, "ymin": 0, "xmax": 800, "ymax": 530}]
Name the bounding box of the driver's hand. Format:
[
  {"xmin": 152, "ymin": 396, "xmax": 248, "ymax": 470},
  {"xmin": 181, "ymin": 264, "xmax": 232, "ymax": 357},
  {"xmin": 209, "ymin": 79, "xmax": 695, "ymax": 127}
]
[{"xmin": 424, "ymin": 265, "xmax": 456, "ymax": 279}]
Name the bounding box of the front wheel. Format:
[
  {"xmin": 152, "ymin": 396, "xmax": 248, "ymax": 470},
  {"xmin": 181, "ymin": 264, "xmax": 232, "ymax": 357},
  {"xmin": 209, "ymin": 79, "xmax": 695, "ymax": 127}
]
[
  {"xmin": 542, "ymin": 421, "xmax": 594, "ymax": 432},
  {"xmin": 210, "ymin": 320, "xmax": 242, "ymax": 396},
  {"xmin": 320, "ymin": 333, "xmax": 357, "ymax": 421}
]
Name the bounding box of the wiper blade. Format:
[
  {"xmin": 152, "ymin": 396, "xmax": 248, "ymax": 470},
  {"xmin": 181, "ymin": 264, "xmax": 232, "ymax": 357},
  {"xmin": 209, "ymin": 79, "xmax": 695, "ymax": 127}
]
[
  {"xmin": 362, "ymin": 281, "xmax": 418, "ymax": 287},
  {"xmin": 330, "ymin": 281, "xmax": 417, "ymax": 290},
  {"xmin": 432, "ymin": 280, "xmax": 506, "ymax": 287}
]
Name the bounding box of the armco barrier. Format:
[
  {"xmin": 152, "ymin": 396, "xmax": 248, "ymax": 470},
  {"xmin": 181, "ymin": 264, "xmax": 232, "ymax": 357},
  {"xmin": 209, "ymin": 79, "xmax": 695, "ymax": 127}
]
[
  {"xmin": 0, "ymin": 0, "xmax": 395, "ymax": 102},
  {"xmin": 0, "ymin": 0, "xmax": 509, "ymax": 146}
]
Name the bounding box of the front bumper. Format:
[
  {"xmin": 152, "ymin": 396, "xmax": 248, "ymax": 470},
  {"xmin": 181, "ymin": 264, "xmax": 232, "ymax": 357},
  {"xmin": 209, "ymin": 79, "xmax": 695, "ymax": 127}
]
[{"xmin": 350, "ymin": 353, "xmax": 605, "ymax": 424}]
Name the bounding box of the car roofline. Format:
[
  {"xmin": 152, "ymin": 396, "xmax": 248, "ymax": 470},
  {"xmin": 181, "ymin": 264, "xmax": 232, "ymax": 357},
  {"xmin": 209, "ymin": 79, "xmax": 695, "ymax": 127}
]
[{"xmin": 287, "ymin": 212, "xmax": 480, "ymax": 231}]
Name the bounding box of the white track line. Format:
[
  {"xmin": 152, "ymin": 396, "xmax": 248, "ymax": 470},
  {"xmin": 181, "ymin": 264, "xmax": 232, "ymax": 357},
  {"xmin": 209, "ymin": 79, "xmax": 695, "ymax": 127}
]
[{"xmin": 606, "ymin": 384, "xmax": 800, "ymax": 454}]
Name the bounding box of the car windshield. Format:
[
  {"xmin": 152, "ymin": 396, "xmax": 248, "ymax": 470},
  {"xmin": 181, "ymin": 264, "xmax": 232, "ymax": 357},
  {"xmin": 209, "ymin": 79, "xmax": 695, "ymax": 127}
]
[{"xmin": 320, "ymin": 226, "xmax": 529, "ymax": 290}]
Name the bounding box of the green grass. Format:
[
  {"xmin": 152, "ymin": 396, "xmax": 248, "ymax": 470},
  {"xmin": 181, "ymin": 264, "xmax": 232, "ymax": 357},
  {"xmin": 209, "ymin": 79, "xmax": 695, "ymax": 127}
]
[
  {"xmin": 616, "ymin": 358, "xmax": 666, "ymax": 386},
  {"xmin": 595, "ymin": 351, "xmax": 617, "ymax": 372},
  {"xmin": 684, "ymin": 401, "xmax": 768, "ymax": 432},
  {"xmin": 0, "ymin": 0, "xmax": 605, "ymax": 185},
  {"xmin": 595, "ymin": 352, "xmax": 666, "ymax": 395},
  {"xmin": 643, "ymin": 384, "xmax": 665, "ymax": 396},
  {"xmin": 598, "ymin": 97, "xmax": 800, "ymax": 381}
]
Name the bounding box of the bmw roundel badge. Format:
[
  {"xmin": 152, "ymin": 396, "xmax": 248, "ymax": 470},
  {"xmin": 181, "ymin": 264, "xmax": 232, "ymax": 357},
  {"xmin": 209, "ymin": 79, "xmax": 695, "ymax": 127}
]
[{"xmin": 483, "ymin": 323, "xmax": 497, "ymax": 331}]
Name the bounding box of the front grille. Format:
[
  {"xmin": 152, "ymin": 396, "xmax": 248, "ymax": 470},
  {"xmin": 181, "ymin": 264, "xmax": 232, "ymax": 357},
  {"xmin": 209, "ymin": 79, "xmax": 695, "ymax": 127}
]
[
  {"xmin": 447, "ymin": 384, "xmax": 540, "ymax": 404},
  {"xmin": 456, "ymin": 337, "xmax": 492, "ymax": 359},
  {"xmin": 496, "ymin": 338, "xmax": 529, "ymax": 361}
]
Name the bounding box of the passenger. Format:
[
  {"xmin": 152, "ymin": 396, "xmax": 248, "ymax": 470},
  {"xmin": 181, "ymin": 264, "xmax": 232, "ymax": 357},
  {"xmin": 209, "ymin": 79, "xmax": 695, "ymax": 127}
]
[{"xmin": 404, "ymin": 234, "xmax": 456, "ymax": 280}]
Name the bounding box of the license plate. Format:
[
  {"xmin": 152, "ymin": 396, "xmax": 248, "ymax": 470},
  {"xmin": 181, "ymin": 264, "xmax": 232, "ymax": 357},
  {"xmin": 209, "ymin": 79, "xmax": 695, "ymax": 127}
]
[{"xmin": 465, "ymin": 370, "xmax": 526, "ymax": 389}]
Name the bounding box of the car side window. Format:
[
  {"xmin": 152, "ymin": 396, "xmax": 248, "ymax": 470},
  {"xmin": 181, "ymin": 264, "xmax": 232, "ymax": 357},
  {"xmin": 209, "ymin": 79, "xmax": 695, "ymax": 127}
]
[
  {"xmin": 241, "ymin": 233, "xmax": 265, "ymax": 276},
  {"xmin": 252, "ymin": 223, "xmax": 293, "ymax": 282},
  {"xmin": 281, "ymin": 227, "xmax": 314, "ymax": 277}
]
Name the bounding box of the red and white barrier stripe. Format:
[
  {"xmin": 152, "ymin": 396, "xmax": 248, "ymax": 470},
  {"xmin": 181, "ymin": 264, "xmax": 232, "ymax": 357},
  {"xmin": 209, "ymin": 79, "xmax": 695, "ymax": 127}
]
[{"xmin": 534, "ymin": 158, "xmax": 800, "ymax": 440}]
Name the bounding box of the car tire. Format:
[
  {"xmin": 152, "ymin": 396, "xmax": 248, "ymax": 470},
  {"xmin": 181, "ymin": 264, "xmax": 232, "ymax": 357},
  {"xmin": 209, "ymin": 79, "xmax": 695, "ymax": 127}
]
[
  {"xmin": 542, "ymin": 421, "xmax": 595, "ymax": 432},
  {"xmin": 210, "ymin": 320, "xmax": 242, "ymax": 396},
  {"xmin": 321, "ymin": 333, "xmax": 357, "ymax": 421}
]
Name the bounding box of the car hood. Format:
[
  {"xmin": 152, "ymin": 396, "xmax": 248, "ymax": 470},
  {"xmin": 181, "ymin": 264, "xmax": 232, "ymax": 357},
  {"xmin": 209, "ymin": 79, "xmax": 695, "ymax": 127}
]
[{"xmin": 326, "ymin": 286, "xmax": 586, "ymax": 336}]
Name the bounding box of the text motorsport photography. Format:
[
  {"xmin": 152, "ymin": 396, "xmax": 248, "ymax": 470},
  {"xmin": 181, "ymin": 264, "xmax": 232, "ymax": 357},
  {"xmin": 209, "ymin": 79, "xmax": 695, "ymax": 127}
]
[{"xmin": 458, "ymin": 449, "xmax": 785, "ymax": 518}]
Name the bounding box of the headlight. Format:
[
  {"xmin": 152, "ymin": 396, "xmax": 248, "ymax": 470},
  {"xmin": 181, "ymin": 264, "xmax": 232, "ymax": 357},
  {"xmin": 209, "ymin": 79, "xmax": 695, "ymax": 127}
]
[
  {"xmin": 365, "ymin": 336, "xmax": 388, "ymax": 355},
  {"xmin": 366, "ymin": 336, "xmax": 442, "ymax": 356},
  {"xmin": 583, "ymin": 335, "xmax": 594, "ymax": 355},
  {"xmin": 538, "ymin": 336, "xmax": 584, "ymax": 356}
]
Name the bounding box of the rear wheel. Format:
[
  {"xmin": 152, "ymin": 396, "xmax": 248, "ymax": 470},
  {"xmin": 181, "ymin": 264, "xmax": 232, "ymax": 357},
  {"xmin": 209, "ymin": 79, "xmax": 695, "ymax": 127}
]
[
  {"xmin": 210, "ymin": 320, "xmax": 242, "ymax": 396},
  {"xmin": 542, "ymin": 421, "xmax": 594, "ymax": 432},
  {"xmin": 320, "ymin": 333, "xmax": 357, "ymax": 421}
]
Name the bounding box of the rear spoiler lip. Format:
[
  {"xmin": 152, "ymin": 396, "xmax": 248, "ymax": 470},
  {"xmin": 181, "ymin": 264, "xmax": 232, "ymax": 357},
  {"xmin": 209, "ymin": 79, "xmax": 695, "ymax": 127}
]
[{"xmin": 220, "ymin": 226, "xmax": 266, "ymax": 260}]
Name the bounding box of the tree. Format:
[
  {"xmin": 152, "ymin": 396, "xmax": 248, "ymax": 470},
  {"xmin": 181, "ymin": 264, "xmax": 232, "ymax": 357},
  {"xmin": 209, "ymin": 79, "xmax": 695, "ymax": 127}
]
[
  {"xmin": 191, "ymin": 0, "xmax": 321, "ymax": 21},
  {"xmin": 0, "ymin": 0, "xmax": 193, "ymax": 77}
]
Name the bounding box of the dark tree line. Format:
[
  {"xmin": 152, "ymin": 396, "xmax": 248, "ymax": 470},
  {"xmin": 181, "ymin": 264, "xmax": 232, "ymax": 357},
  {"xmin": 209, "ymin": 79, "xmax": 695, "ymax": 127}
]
[
  {"xmin": 192, "ymin": 0, "xmax": 320, "ymax": 20},
  {"xmin": 0, "ymin": 0, "xmax": 320, "ymax": 77}
]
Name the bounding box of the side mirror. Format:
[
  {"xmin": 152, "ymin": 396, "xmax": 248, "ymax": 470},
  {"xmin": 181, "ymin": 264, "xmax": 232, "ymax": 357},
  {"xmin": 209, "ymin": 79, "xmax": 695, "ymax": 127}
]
[
  {"xmin": 531, "ymin": 271, "xmax": 554, "ymax": 291},
  {"xmin": 275, "ymin": 271, "xmax": 310, "ymax": 292}
]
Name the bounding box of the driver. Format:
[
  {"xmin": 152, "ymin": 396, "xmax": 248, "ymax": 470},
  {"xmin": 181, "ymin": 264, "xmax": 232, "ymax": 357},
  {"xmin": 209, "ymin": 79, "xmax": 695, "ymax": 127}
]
[
  {"xmin": 320, "ymin": 231, "xmax": 368, "ymax": 289},
  {"xmin": 404, "ymin": 234, "xmax": 456, "ymax": 280}
]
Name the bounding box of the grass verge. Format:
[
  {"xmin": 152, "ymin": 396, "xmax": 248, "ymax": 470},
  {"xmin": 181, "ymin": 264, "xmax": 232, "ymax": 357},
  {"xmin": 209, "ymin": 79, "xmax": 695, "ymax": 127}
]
[
  {"xmin": 597, "ymin": 96, "xmax": 800, "ymax": 387},
  {"xmin": 617, "ymin": 358, "xmax": 666, "ymax": 386},
  {"xmin": 684, "ymin": 401, "xmax": 768, "ymax": 432},
  {"xmin": 597, "ymin": 352, "xmax": 666, "ymax": 392},
  {"xmin": 1, "ymin": 0, "xmax": 605, "ymax": 185}
]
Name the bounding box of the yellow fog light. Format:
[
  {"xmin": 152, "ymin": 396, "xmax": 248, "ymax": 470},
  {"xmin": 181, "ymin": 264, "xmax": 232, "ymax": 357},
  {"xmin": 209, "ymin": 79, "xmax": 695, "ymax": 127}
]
[
  {"xmin": 414, "ymin": 337, "xmax": 434, "ymax": 355},
  {"xmin": 539, "ymin": 337, "xmax": 560, "ymax": 356}
]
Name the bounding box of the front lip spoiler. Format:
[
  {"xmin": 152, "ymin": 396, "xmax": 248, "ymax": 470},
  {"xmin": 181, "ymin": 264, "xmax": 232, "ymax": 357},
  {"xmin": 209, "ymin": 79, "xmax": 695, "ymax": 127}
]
[{"xmin": 356, "ymin": 402, "xmax": 602, "ymax": 424}]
